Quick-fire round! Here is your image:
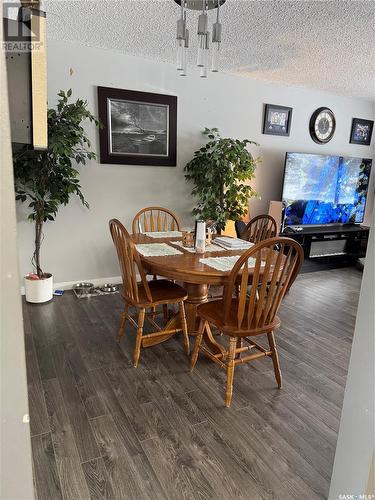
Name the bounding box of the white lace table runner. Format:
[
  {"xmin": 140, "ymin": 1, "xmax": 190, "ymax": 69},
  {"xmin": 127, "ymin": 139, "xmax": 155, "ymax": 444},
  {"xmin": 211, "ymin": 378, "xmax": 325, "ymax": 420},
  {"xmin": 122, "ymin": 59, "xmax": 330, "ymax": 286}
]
[
  {"xmin": 144, "ymin": 231, "xmax": 182, "ymax": 238},
  {"xmin": 200, "ymin": 255, "xmax": 258, "ymax": 272},
  {"xmin": 172, "ymin": 241, "xmax": 227, "ymax": 253},
  {"xmin": 136, "ymin": 243, "xmax": 183, "ymax": 257}
]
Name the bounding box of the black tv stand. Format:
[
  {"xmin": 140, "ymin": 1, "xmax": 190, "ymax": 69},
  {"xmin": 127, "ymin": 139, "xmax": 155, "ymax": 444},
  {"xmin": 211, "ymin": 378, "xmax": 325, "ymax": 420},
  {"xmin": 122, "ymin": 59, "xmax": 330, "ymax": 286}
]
[{"xmin": 280, "ymin": 224, "xmax": 369, "ymax": 261}]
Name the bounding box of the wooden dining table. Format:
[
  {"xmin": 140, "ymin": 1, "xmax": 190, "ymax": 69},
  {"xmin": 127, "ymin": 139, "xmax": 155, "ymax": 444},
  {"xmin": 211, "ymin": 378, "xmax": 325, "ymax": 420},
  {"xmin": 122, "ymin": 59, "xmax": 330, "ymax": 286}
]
[{"xmin": 131, "ymin": 233, "xmax": 253, "ymax": 351}]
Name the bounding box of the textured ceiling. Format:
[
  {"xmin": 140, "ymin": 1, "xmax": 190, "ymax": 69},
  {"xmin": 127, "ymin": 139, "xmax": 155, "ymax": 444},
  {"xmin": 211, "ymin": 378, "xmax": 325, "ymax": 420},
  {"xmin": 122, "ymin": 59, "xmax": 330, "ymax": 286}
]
[{"xmin": 45, "ymin": 0, "xmax": 375, "ymax": 101}]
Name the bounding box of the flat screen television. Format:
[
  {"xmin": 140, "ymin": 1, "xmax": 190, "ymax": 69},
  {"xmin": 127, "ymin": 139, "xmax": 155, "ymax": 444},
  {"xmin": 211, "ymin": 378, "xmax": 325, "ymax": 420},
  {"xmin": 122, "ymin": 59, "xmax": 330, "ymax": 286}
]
[{"xmin": 282, "ymin": 153, "xmax": 372, "ymax": 226}]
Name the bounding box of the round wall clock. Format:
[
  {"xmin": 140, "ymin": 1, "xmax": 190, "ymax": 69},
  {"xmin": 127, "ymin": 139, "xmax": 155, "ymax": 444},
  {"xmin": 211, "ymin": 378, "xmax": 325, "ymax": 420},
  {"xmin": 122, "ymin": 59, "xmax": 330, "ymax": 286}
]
[{"xmin": 309, "ymin": 107, "xmax": 336, "ymax": 144}]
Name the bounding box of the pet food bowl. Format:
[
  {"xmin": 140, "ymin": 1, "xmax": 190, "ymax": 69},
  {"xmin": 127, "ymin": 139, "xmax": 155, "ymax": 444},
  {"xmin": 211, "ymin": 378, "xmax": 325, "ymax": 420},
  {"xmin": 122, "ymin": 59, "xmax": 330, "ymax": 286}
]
[
  {"xmin": 100, "ymin": 283, "xmax": 119, "ymax": 293},
  {"xmin": 73, "ymin": 282, "xmax": 94, "ymax": 294}
]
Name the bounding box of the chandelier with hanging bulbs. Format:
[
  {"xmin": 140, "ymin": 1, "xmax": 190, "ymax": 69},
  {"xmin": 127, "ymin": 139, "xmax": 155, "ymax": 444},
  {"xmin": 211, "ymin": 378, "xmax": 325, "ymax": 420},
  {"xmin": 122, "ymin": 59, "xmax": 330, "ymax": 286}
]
[{"xmin": 175, "ymin": 0, "xmax": 225, "ymax": 78}]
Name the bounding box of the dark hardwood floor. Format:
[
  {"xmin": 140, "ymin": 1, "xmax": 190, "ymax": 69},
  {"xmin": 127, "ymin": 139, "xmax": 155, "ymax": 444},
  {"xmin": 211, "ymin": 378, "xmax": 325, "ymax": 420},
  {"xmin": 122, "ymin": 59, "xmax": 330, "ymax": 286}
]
[{"xmin": 23, "ymin": 267, "xmax": 362, "ymax": 500}]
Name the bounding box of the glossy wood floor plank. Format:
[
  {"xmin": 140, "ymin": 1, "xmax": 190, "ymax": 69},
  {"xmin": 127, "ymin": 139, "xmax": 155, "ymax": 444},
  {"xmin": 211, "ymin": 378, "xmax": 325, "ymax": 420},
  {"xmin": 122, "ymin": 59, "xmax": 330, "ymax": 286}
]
[
  {"xmin": 28, "ymin": 382, "xmax": 51, "ymax": 437},
  {"xmin": 35, "ymin": 344, "xmax": 57, "ymax": 381},
  {"xmin": 141, "ymin": 401, "xmax": 217, "ymax": 500},
  {"xmin": 146, "ymin": 395, "xmax": 272, "ymax": 499},
  {"xmin": 31, "ymin": 432, "xmax": 63, "ymax": 500},
  {"xmin": 90, "ymin": 414, "xmax": 166, "ymax": 500},
  {"xmin": 62, "ymin": 342, "xmax": 108, "ymax": 419},
  {"xmin": 59, "ymin": 292, "xmax": 126, "ymax": 372},
  {"xmin": 23, "ymin": 308, "xmax": 50, "ymax": 437},
  {"xmin": 82, "ymin": 457, "xmax": 116, "ymax": 500},
  {"xmin": 43, "ymin": 378, "xmax": 92, "ymax": 500},
  {"xmin": 103, "ymin": 367, "xmax": 157, "ymax": 442},
  {"xmin": 24, "ymin": 267, "xmax": 362, "ymax": 500},
  {"xmin": 202, "ymin": 388, "xmax": 326, "ymax": 500},
  {"xmin": 51, "ymin": 343, "xmax": 101, "ymax": 463},
  {"xmin": 187, "ymin": 388, "xmax": 321, "ymax": 500}
]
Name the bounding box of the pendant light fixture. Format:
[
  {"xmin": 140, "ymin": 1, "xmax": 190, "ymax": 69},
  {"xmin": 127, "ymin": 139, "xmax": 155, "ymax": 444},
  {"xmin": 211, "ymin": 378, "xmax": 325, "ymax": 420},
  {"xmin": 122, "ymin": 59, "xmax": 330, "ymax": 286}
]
[
  {"xmin": 211, "ymin": 3, "xmax": 222, "ymax": 72},
  {"xmin": 175, "ymin": 0, "xmax": 224, "ymax": 78}
]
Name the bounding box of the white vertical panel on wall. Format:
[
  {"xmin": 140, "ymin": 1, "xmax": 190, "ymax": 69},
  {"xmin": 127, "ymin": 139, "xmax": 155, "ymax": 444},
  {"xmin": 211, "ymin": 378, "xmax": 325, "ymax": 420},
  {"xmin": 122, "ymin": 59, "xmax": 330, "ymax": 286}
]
[
  {"xmin": 1, "ymin": 19, "xmax": 34, "ymax": 500},
  {"xmin": 328, "ymin": 217, "xmax": 374, "ymax": 498}
]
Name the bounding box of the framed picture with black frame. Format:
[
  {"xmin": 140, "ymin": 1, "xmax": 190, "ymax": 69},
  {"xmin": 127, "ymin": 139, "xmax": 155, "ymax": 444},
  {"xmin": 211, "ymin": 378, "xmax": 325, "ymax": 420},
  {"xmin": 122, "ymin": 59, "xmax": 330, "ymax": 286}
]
[
  {"xmin": 349, "ymin": 118, "xmax": 374, "ymax": 146},
  {"xmin": 262, "ymin": 103, "xmax": 293, "ymax": 137},
  {"xmin": 97, "ymin": 86, "xmax": 177, "ymax": 166}
]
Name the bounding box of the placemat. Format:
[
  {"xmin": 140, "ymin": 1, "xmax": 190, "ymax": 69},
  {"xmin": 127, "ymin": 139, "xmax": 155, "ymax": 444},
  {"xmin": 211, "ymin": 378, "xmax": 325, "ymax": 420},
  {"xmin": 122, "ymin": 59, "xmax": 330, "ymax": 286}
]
[
  {"xmin": 172, "ymin": 241, "xmax": 227, "ymax": 253},
  {"xmin": 144, "ymin": 231, "xmax": 182, "ymax": 238},
  {"xmin": 136, "ymin": 243, "xmax": 183, "ymax": 257},
  {"xmin": 200, "ymin": 255, "xmax": 257, "ymax": 272}
]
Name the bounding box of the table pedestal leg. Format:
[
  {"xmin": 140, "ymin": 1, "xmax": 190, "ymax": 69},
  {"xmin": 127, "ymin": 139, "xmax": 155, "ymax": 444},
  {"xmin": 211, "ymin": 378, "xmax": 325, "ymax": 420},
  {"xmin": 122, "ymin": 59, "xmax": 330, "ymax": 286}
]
[
  {"xmin": 142, "ymin": 283, "xmax": 209, "ymax": 348},
  {"xmin": 183, "ymin": 283, "xmax": 208, "ymax": 335},
  {"xmin": 142, "ymin": 313, "xmax": 179, "ymax": 347}
]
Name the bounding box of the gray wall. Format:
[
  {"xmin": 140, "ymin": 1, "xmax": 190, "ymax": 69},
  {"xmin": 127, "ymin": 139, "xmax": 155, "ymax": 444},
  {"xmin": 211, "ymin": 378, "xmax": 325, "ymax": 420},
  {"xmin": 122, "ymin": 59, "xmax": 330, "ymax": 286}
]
[
  {"xmin": 16, "ymin": 39, "xmax": 375, "ymax": 286},
  {"xmin": 1, "ymin": 20, "xmax": 34, "ymax": 500}
]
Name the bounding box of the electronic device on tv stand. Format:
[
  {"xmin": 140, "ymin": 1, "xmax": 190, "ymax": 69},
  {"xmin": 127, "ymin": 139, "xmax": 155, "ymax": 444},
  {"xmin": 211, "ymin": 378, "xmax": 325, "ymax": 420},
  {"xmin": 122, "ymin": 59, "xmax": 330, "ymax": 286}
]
[{"xmin": 283, "ymin": 226, "xmax": 303, "ymax": 233}]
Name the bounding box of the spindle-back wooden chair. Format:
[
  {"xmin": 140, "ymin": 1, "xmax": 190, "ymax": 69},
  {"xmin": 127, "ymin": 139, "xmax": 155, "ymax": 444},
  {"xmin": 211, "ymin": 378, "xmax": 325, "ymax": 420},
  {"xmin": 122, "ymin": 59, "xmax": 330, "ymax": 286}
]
[
  {"xmin": 190, "ymin": 237, "xmax": 303, "ymax": 407},
  {"xmin": 109, "ymin": 219, "xmax": 189, "ymax": 366},
  {"xmin": 132, "ymin": 207, "xmax": 181, "ymax": 234},
  {"xmin": 242, "ymin": 214, "xmax": 277, "ymax": 243}
]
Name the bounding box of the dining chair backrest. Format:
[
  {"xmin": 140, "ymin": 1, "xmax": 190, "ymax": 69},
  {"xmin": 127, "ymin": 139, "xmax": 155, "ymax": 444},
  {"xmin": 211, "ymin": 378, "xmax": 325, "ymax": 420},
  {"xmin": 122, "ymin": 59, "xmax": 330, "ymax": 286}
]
[
  {"xmin": 223, "ymin": 237, "xmax": 303, "ymax": 331},
  {"xmin": 242, "ymin": 214, "xmax": 277, "ymax": 243},
  {"xmin": 235, "ymin": 220, "xmax": 247, "ymax": 239},
  {"xmin": 132, "ymin": 207, "xmax": 181, "ymax": 234},
  {"xmin": 109, "ymin": 219, "xmax": 152, "ymax": 304}
]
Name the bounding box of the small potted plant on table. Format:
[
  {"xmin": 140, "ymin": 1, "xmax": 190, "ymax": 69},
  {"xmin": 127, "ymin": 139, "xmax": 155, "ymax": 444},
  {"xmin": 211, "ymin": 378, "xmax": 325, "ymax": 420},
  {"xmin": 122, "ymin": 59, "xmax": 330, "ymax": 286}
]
[
  {"xmin": 14, "ymin": 89, "xmax": 100, "ymax": 303},
  {"xmin": 184, "ymin": 128, "xmax": 260, "ymax": 233}
]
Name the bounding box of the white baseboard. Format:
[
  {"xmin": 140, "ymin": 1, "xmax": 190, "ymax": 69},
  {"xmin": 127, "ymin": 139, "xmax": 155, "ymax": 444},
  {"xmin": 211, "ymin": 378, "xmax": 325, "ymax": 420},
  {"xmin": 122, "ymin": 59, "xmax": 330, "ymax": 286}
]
[{"xmin": 20, "ymin": 276, "xmax": 122, "ymax": 295}]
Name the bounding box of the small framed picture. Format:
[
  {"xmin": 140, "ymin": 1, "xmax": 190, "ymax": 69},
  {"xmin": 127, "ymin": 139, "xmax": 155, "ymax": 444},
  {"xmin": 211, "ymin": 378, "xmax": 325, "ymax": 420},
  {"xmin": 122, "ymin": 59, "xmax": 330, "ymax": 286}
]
[
  {"xmin": 262, "ymin": 104, "xmax": 293, "ymax": 136},
  {"xmin": 350, "ymin": 118, "xmax": 374, "ymax": 146},
  {"xmin": 98, "ymin": 86, "xmax": 177, "ymax": 166}
]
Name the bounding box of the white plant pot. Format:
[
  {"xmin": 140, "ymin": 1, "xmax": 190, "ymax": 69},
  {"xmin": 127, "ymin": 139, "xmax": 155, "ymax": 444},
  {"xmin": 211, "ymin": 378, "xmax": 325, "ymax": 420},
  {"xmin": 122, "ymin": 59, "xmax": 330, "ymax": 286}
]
[{"xmin": 24, "ymin": 273, "xmax": 53, "ymax": 303}]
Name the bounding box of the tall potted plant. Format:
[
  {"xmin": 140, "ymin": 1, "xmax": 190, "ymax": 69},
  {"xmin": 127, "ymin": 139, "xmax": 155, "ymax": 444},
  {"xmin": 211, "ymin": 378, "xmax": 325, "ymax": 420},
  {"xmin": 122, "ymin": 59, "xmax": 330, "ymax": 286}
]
[
  {"xmin": 14, "ymin": 89, "xmax": 100, "ymax": 303},
  {"xmin": 184, "ymin": 128, "xmax": 260, "ymax": 232}
]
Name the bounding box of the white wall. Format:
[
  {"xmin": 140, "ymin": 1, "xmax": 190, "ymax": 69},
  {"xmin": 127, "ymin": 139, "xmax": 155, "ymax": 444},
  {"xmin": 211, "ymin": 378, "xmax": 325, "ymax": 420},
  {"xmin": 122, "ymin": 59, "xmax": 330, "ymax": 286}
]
[
  {"xmin": 16, "ymin": 39, "xmax": 375, "ymax": 285},
  {"xmin": 1, "ymin": 20, "xmax": 34, "ymax": 500},
  {"xmin": 329, "ymin": 217, "xmax": 374, "ymax": 498}
]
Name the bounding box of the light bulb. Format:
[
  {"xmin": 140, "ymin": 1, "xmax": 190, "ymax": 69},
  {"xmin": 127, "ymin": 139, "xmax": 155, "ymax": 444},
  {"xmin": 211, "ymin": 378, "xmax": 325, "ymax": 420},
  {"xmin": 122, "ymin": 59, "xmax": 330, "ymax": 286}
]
[
  {"xmin": 211, "ymin": 42, "xmax": 219, "ymax": 72},
  {"xmin": 197, "ymin": 34, "xmax": 206, "ymax": 67},
  {"xmin": 177, "ymin": 38, "xmax": 184, "ymax": 71},
  {"xmin": 200, "ymin": 65, "xmax": 207, "ymax": 78},
  {"xmin": 180, "ymin": 45, "xmax": 187, "ymax": 76},
  {"xmin": 200, "ymin": 34, "xmax": 209, "ymax": 77}
]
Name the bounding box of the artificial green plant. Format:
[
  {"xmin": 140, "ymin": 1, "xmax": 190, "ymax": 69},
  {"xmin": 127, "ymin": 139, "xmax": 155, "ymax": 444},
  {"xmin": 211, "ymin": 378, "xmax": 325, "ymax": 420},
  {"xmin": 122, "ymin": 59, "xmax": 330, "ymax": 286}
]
[
  {"xmin": 184, "ymin": 128, "xmax": 260, "ymax": 231},
  {"xmin": 13, "ymin": 89, "xmax": 101, "ymax": 277}
]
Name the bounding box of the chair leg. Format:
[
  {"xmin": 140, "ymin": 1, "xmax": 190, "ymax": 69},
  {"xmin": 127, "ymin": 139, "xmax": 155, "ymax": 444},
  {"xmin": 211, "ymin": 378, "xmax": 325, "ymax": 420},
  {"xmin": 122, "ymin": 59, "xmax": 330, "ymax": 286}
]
[
  {"xmin": 190, "ymin": 319, "xmax": 205, "ymax": 371},
  {"xmin": 150, "ymin": 276, "xmax": 157, "ymax": 320},
  {"xmin": 236, "ymin": 338, "xmax": 242, "ymax": 359},
  {"xmin": 116, "ymin": 303, "xmax": 129, "ymax": 342},
  {"xmin": 267, "ymin": 331, "xmax": 282, "ymax": 389},
  {"xmin": 133, "ymin": 309, "xmax": 146, "ymax": 368},
  {"xmin": 225, "ymin": 337, "xmax": 237, "ymax": 407},
  {"xmin": 178, "ymin": 301, "xmax": 190, "ymax": 356},
  {"xmin": 163, "ymin": 304, "xmax": 168, "ymax": 323}
]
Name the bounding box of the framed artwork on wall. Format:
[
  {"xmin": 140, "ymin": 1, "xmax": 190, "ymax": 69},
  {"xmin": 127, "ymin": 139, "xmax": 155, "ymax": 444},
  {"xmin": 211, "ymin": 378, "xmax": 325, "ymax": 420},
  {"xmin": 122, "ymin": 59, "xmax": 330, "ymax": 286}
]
[
  {"xmin": 97, "ymin": 86, "xmax": 177, "ymax": 166},
  {"xmin": 349, "ymin": 118, "xmax": 374, "ymax": 146},
  {"xmin": 262, "ymin": 104, "xmax": 293, "ymax": 136}
]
